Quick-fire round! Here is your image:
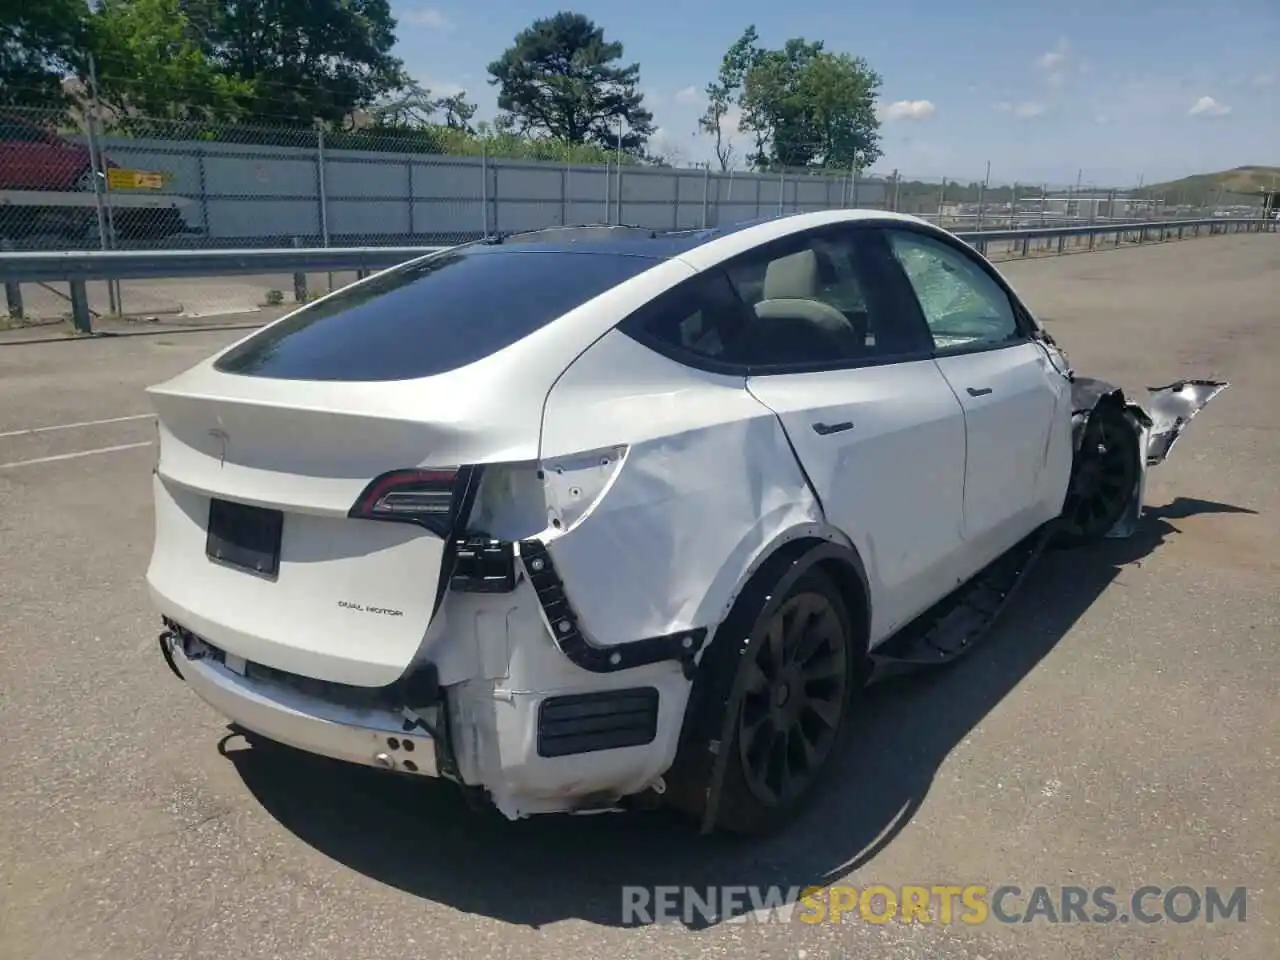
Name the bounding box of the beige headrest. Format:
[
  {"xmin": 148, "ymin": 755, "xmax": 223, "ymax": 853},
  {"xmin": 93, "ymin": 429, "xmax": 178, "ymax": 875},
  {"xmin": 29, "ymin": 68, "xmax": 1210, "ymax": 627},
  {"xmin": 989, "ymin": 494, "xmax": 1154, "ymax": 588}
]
[{"xmin": 763, "ymin": 249, "xmax": 818, "ymax": 300}]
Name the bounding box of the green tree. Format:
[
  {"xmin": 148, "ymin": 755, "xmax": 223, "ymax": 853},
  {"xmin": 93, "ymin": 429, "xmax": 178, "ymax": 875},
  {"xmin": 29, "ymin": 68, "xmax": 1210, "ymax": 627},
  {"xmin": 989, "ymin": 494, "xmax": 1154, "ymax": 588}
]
[
  {"xmin": 78, "ymin": 0, "xmax": 409, "ymax": 128},
  {"xmin": 365, "ymin": 82, "xmax": 476, "ymax": 142},
  {"xmin": 369, "ymin": 81, "xmax": 442, "ymax": 127},
  {"xmin": 435, "ymin": 91, "xmax": 476, "ymax": 132},
  {"xmin": 698, "ymin": 25, "xmax": 760, "ymax": 171},
  {"xmin": 209, "ymin": 0, "xmax": 409, "ymax": 127},
  {"xmin": 487, "ymin": 11, "xmax": 654, "ymax": 154},
  {"xmin": 0, "ymin": 0, "xmax": 90, "ymax": 113},
  {"xmin": 787, "ymin": 48, "xmax": 883, "ymax": 169},
  {"xmin": 737, "ymin": 34, "xmax": 883, "ymax": 170},
  {"xmin": 88, "ymin": 0, "xmax": 254, "ymax": 123}
]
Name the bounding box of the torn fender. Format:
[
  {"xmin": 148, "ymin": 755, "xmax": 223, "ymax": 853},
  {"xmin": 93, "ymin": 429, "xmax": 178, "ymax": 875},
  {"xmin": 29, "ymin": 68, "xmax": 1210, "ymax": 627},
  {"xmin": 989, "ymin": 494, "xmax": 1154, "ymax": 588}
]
[
  {"xmin": 1068, "ymin": 375, "xmax": 1229, "ymax": 538},
  {"xmin": 1143, "ymin": 379, "xmax": 1231, "ymax": 465},
  {"xmin": 1069, "ymin": 376, "xmax": 1229, "ymax": 465}
]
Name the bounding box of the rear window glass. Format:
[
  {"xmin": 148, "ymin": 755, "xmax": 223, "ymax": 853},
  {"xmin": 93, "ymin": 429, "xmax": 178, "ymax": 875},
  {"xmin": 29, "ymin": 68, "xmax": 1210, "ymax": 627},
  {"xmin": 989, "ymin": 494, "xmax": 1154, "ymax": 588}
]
[{"xmin": 213, "ymin": 247, "xmax": 659, "ymax": 381}]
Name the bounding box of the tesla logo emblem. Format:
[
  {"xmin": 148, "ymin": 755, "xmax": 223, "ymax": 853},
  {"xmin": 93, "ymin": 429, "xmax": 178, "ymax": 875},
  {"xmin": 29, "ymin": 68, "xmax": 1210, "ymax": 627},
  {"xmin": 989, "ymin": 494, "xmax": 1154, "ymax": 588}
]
[{"xmin": 208, "ymin": 429, "xmax": 229, "ymax": 467}]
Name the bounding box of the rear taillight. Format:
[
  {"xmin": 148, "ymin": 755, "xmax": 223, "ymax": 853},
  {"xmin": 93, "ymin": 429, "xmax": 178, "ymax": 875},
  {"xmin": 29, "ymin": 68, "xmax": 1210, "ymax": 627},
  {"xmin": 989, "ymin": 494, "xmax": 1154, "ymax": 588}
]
[{"xmin": 348, "ymin": 467, "xmax": 474, "ymax": 536}]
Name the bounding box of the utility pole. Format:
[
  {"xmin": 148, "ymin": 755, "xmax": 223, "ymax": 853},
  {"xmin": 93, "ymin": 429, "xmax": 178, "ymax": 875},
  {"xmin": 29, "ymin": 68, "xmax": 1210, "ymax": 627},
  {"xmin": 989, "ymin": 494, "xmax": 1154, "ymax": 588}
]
[
  {"xmin": 976, "ymin": 160, "xmax": 991, "ymax": 232},
  {"xmin": 85, "ymin": 53, "xmax": 120, "ymax": 313},
  {"xmin": 615, "ymin": 117, "xmax": 624, "ymax": 224}
]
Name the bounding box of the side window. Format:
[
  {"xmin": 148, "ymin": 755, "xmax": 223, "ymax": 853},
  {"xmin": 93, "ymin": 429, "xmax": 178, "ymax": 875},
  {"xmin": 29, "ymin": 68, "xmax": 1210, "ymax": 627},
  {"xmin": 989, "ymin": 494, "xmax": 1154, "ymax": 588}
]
[
  {"xmin": 885, "ymin": 230, "xmax": 1021, "ymax": 351},
  {"xmin": 721, "ymin": 230, "xmax": 924, "ymax": 367},
  {"xmin": 622, "ymin": 270, "xmax": 750, "ymax": 364},
  {"xmin": 624, "ymin": 229, "xmax": 930, "ymax": 372}
]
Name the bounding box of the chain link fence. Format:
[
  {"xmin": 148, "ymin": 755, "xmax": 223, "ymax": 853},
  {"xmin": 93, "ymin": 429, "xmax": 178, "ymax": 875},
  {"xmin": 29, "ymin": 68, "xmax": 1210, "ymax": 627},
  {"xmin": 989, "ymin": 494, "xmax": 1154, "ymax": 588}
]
[
  {"xmin": 1, "ymin": 100, "xmax": 1270, "ymax": 324},
  {"xmin": 1, "ymin": 107, "xmax": 895, "ymax": 254},
  {"xmin": 2, "ymin": 103, "xmax": 1267, "ymax": 255},
  {"xmin": 866, "ymin": 172, "xmax": 1267, "ymax": 229}
]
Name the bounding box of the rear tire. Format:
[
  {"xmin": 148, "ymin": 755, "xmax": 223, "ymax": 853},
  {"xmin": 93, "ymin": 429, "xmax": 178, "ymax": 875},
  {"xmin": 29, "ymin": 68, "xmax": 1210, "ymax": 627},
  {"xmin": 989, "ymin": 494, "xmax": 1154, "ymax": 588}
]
[{"xmin": 670, "ymin": 566, "xmax": 863, "ymax": 836}]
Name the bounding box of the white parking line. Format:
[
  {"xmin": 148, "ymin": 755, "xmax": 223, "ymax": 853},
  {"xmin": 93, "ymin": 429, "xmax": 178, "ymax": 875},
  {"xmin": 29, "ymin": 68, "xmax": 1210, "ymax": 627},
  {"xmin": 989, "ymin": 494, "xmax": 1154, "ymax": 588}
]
[
  {"xmin": 0, "ymin": 413, "xmax": 154, "ymax": 440},
  {"xmin": 0, "ymin": 441, "xmax": 153, "ymax": 470}
]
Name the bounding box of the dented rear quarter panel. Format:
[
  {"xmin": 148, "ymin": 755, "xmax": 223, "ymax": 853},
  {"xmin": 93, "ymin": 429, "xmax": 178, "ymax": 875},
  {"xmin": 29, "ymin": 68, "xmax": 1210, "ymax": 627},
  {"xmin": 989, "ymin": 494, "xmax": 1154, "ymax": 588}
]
[{"xmin": 537, "ymin": 328, "xmax": 832, "ymax": 648}]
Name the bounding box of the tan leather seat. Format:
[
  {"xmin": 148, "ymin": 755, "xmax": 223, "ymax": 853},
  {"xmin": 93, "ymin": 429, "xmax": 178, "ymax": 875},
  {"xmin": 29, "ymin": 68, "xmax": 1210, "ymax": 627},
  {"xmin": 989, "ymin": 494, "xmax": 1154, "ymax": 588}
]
[{"xmin": 752, "ymin": 249, "xmax": 856, "ymax": 339}]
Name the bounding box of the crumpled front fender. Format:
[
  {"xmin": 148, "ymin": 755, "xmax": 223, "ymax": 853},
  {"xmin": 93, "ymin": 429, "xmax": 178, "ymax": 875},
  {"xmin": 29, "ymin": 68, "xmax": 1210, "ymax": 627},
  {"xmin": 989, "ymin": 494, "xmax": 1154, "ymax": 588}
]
[
  {"xmin": 1068, "ymin": 375, "xmax": 1229, "ymax": 538},
  {"xmin": 1143, "ymin": 379, "xmax": 1231, "ymax": 465}
]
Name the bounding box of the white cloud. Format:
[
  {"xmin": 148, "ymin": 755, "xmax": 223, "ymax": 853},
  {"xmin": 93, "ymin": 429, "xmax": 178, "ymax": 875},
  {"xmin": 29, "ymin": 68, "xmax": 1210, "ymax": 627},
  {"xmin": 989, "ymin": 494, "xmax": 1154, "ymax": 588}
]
[
  {"xmin": 674, "ymin": 86, "xmax": 702, "ymax": 106},
  {"xmin": 1188, "ymin": 95, "xmax": 1231, "ymax": 116},
  {"xmin": 648, "ymin": 128, "xmax": 691, "ymax": 166},
  {"xmin": 1036, "ymin": 38, "xmax": 1072, "ymax": 87},
  {"xmin": 1253, "ymin": 72, "xmax": 1275, "ymax": 87},
  {"xmin": 880, "ymin": 99, "xmax": 936, "ymax": 121},
  {"xmin": 424, "ymin": 77, "xmax": 471, "ymax": 97},
  {"xmin": 402, "ymin": 7, "xmax": 452, "ymax": 30},
  {"xmin": 689, "ymin": 103, "xmax": 747, "ymax": 169},
  {"xmin": 720, "ymin": 104, "xmax": 745, "ymax": 139},
  {"xmin": 997, "ymin": 101, "xmax": 1046, "ymax": 119}
]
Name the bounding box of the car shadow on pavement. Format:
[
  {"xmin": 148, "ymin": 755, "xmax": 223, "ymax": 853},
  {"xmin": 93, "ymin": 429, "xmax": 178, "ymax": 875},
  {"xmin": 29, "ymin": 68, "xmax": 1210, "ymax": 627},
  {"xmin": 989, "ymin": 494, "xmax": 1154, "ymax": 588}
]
[{"xmin": 225, "ymin": 496, "xmax": 1254, "ymax": 931}]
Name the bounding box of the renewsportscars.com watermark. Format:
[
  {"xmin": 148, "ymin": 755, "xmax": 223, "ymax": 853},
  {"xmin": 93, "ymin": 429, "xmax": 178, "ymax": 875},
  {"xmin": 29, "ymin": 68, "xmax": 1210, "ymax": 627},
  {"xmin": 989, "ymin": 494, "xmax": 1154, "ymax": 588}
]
[{"xmin": 622, "ymin": 884, "xmax": 1248, "ymax": 926}]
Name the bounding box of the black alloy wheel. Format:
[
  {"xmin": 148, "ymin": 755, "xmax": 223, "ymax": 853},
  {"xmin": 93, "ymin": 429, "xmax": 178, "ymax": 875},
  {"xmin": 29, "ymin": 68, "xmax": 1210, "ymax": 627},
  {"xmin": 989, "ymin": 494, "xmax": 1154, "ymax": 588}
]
[
  {"xmin": 736, "ymin": 587, "xmax": 849, "ymax": 807},
  {"xmin": 700, "ymin": 567, "xmax": 860, "ymax": 835},
  {"xmin": 1058, "ymin": 404, "xmax": 1141, "ymax": 546}
]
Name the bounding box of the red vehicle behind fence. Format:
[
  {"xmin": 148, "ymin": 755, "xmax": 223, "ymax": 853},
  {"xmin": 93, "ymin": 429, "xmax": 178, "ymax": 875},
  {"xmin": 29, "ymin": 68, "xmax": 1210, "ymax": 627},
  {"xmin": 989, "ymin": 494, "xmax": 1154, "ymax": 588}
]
[{"xmin": 0, "ymin": 112, "xmax": 112, "ymax": 191}]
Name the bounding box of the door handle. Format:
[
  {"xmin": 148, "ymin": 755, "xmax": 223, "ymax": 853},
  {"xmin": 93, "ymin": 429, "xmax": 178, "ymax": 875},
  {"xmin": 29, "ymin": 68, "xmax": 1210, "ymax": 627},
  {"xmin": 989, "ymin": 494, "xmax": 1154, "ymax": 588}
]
[
  {"xmin": 966, "ymin": 386, "xmax": 993, "ymax": 397},
  {"xmin": 812, "ymin": 421, "xmax": 853, "ymax": 436}
]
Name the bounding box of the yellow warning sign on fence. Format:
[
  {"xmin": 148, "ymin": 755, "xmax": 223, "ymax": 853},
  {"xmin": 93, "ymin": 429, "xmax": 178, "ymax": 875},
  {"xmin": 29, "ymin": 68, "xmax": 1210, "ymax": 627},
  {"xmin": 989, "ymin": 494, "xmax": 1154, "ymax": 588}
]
[{"xmin": 106, "ymin": 169, "xmax": 166, "ymax": 190}]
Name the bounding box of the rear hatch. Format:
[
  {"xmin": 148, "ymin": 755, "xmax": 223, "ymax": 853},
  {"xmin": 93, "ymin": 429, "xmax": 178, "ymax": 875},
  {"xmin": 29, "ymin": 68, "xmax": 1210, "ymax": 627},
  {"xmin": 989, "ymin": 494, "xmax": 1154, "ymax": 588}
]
[{"xmin": 146, "ymin": 244, "xmax": 665, "ymax": 687}]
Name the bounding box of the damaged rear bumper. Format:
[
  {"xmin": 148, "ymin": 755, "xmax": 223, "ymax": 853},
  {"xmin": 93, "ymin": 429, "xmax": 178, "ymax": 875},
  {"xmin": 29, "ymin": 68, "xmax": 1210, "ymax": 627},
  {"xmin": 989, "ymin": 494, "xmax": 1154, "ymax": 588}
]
[
  {"xmin": 162, "ymin": 625, "xmax": 442, "ymax": 776},
  {"xmin": 158, "ymin": 552, "xmax": 695, "ymax": 820}
]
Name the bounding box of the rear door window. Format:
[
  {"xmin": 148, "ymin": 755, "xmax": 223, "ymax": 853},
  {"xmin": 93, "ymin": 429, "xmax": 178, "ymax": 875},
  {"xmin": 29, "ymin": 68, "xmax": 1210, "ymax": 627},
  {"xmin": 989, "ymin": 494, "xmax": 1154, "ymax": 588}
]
[
  {"xmin": 624, "ymin": 226, "xmax": 931, "ymax": 372},
  {"xmin": 214, "ymin": 247, "xmax": 661, "ymax": 381}
]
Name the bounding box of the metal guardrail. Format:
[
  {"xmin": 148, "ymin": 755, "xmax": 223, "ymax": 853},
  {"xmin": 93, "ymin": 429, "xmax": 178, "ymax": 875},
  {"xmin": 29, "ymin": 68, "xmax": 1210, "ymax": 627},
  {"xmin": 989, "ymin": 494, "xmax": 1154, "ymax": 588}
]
[
  {"xmin": 1, "ymin": 217, "xmax": 1274, "ymax": 334},
  {"xmin": 0, "ymin": 244, "xmax": 445, "ymax": 285},
  {"xmin": 957, "ymin": 217, "xmax": 1274, "ymax": 252}
]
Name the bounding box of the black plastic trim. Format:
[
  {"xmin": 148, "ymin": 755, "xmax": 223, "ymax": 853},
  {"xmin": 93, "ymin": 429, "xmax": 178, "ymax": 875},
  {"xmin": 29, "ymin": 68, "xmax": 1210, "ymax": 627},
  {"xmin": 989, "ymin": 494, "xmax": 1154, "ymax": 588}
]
[
  {"xmin": 450, "ymin": 536, "xmax": 517, "ymax": 593},
  {"xmin": 431, "ymin": 465, "xmax": 483, "ymax": 620},
  {"xmin": 537, "ymin": 687, "xmax": 660, "ymax": 757},
  {"xmin": 517, "ymin": 538, "xmax": 705, "ymax": 674}
]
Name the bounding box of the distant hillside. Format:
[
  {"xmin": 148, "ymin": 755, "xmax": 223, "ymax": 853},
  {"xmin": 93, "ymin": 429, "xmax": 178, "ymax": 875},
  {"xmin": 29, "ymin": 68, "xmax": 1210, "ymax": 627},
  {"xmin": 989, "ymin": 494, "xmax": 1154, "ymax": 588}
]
[{"xmin": 1136, "ymin": 166, "xmax": 1280, "ymax": 205}]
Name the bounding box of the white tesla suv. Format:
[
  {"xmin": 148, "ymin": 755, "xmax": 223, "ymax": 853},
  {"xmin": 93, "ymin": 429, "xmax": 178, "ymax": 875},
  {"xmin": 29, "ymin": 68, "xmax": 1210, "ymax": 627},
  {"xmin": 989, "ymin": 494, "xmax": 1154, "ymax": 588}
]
[{"xmin": 148, "ymin": 210, "xmax": 1225, "ymax": 834}]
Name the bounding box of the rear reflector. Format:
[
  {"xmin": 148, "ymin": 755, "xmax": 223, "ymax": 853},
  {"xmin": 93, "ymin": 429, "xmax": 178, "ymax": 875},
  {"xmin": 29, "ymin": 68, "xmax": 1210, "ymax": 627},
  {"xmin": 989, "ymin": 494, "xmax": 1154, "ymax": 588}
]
[
  {"xmin": 348, "ymin": 467, "xmax": 470, "ymax": 536},
  {"xmin": 537, "ymin": 688, "xmax": 660, "ymax": 758}
]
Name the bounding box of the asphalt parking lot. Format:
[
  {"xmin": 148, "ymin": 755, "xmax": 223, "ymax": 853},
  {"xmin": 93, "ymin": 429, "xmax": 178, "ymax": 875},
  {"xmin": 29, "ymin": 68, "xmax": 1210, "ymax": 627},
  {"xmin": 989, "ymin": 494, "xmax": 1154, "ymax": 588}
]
[{"xmin": 0, "ymin": 232, "xmax": 1276, "ymax": 960}]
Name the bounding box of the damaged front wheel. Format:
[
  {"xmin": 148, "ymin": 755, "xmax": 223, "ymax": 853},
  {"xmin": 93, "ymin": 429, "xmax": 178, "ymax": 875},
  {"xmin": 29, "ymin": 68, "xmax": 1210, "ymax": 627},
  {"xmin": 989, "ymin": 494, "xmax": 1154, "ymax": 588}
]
[{"xmin": 1057, "ymin": 401, "xmax": 1141, "ymax": 547}]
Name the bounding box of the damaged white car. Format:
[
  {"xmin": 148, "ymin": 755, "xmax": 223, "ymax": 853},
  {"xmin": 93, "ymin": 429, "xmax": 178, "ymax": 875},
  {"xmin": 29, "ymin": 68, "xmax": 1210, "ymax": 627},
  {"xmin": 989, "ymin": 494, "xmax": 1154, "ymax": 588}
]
[{"xmin": 147, "ymin": 211, "xmax": 1226, "ymax": 834}]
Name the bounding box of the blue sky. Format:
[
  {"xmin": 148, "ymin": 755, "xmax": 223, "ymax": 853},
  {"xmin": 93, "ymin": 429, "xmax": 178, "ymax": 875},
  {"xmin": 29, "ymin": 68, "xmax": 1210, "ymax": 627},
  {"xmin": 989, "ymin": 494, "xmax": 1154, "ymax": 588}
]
[{"xmin": 388, "ymin": 0, "xmax": 1279, "ymax": 186}]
